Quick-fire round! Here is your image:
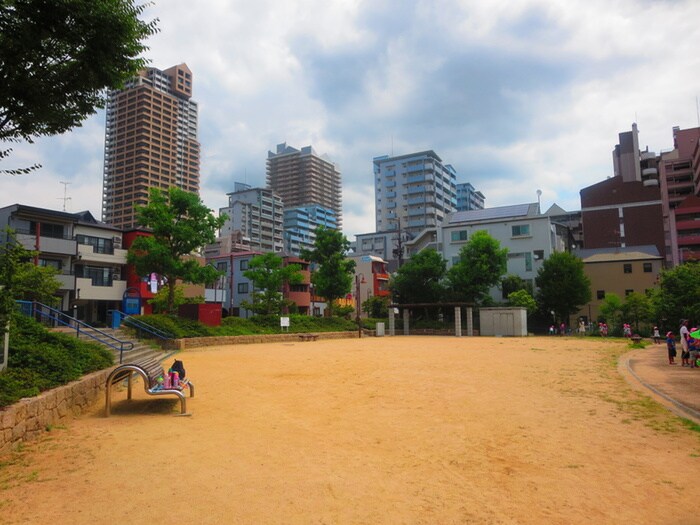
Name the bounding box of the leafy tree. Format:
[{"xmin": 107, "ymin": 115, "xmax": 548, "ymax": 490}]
[
  {"xmin": 651, "ymin": 262, "xmax": 700, "ymax": 327},
  {"xmin": 447, "ymin": 231, "xmax": 508, "ymax": 304},
  {"xmin": 300, "ymin": 226, "xmax": 355, "ymax": 316},
  {"xmin": 127, "ymin": 188, "xmax": 226, "ymax": 313},
  {"xmin": 535, "ymin": 251, "xmax": 591, "ymax": 324},
  {"xmin": 599, "ymin": 292, "xmax": 624, "ymax": 328},
  {"xmin": 390, "ymin": 249, "xmax": 446, "ymax": 305},
  {"xmin": 0, "ymin": 0, "xmax": 158, "ymax": 174},
  {"xmin": 0, "ymin": 230, "xmax": 61, "ymax": 309},
  {"xmin": 508, "ymin": 289, "xmax": 537, "ymax": 315},
  {"xmin": 501, "ymin": 274, "xmax": 533, "ymax": 297},
  {"xmin": 362, "ymin": 295, "xmax": 390, "ymax": 318},
  {"xmin": 240, "ymin": 252, "xmax": 303, "ymax": 315},
  {"xmin": 622, "ymin": 292, "xmax": 652, "ymax": 333},
  {"xmin": 147, "ymin": 285, "xmax": 203, "ymax": 314}
]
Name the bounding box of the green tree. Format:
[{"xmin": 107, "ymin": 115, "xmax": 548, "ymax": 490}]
[
  {"xmin": 362, "ymin": 295, "xmax": 390, "ymax": 318},
  {"xmin": 651, "ymin": 262, "xmax": 700, "ymax": 327},
  {"xmin": 501, "ymin": 274, "xmax": 533, "ymax": 297},
  {"xmin": 390, "ymin": 249, "xmax": 446, "ymax": 305},
  {"xmin": 148, "ymin": 285, "xmax": 203, "ymax": 314},
  {"xmin": 300, "ymin": 226, "xmax": 355, "ymax": 316},
  {"xmin": 127, "ymin": 188, "xmax": 226, "ymax": 313},
  {"xmin": 599, "ymin": 293, "xmax": 624, "ymax": 329},
  {"xmin": 507, "ymin": 289, "xmax": 537, "ymax": 315},
  {"xmin": 622, "ymin": 292, "xmax": 652, "ymax": 333},
  {"xmin": 0, "ymin": 0, "xmax": 158, "ymax": 174},
  {"xmin": 447, "ymin": 231, "xmax": 508, "ymax": 304},
  {"xmin": 535, "ymin": 251, "xmax": 591, "ymax": 324},
  {"xmin": 241, "ymin": 253, "xmax": 303, "ymax": 315},
  {"xmin": 0, "ymin": 230, "xmax": 61, "ymax": 307}
]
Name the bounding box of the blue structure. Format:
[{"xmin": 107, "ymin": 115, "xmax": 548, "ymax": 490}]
[
  {"xmin": 456, "ymin": 182, "xmax": 485, "ymax": 212},
  {"xmin": 283, "ymin": 204, "xmax": 338, "ymax": 256}
]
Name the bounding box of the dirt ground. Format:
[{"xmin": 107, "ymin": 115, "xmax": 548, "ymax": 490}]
[{"xmin": 1, "ymin": 336, "xmax": 699, "ymax": 525}]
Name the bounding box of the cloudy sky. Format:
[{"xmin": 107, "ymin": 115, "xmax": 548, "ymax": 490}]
[{"xmin": 2, "ymin": 0, "xmax": 700, "ymax": 238}]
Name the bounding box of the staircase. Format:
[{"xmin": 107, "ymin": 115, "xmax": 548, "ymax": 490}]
[{"xmin": 96, "ymin": 328, "xmax": 177, "ymax": 366}]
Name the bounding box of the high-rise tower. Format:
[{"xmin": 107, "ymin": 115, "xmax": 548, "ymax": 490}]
[
  {"xmin": 266, "ymin": 143, "xmax": 342, "ymax": 228},
  {"xmin": 101, "ymin": 64, "xmax": 200, "ymax": 229}
]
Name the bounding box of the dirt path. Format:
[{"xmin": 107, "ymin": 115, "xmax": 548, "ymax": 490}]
[{"xmin": 1, "ymin": 337, "xmax": 699, "ymax": 524}]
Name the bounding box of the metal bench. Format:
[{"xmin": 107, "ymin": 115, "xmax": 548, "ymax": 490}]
[
  {"xmin": 105, "ymin": 358, "xmax": 195, "ymax": 416},
  {"xmin": 298, "ymin": 333, "xmax": 319, "ymax": 342}
]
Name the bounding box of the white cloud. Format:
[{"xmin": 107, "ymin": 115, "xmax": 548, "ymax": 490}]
[{"xmin": 2, "ymin": 0, "xmax": 700, "ymax": 241}]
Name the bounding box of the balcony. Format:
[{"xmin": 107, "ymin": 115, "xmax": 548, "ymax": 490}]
[
  {"xmin": 77, "ymin": 245, "xmax": 128, "ymax": 264},
  {"xmin": 76, "ymin": 277, "xmax": 127, "ymax": 301},
  {"xmin": 16, "ymin": 233, "xmax": 76, "ymax": 256}
]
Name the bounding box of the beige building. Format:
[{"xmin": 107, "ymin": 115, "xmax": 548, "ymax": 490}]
[
  {"xmin": 574, "ymin": 246, "xmax": 663, "ymax": 323},
  {"xmin": 102, "ymin": 64, "xmax": 200, "ymax": 229}
]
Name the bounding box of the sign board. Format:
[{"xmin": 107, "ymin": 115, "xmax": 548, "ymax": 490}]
[{"xmin": 280, "ymin": 317, "xmax": 290, "ymax": 328}]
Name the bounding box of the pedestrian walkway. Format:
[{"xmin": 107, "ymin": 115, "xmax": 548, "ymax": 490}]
[{"xmin": 620, "ymin": 342, "xmax": 700, "ymax": 424}]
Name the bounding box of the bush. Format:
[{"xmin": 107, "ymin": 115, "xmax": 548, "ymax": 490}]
[{"xmin": 0, "ymin": 313, "xmax": 114, "ymax": 408}]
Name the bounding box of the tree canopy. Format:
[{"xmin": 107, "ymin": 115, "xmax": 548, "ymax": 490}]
[
  {"xmin": 447, "ymin": 230, "xmax": 508, "ymax": 304},
  {"xmin": 390, "ymin": 249, "xmax": 447, "ymax": 305},
  {"xmin": 300, "ymin": 226, "xmax": 355, "ymax": 316},
  {"xmin": 241, "ymin": 252, "xmax": 303, "ymax": 315},
  {"xmin": 651, "ymin": 261, "xmax": 700, "ymax": 327},
  {"xmin": 0, "ymin": 0, "xmax": 158, "ymax": 173},
  {"xmin": 127, "ymin": 187, "xmax": 226, "ymax": 312},
  {"xmin": 535, "ymin": 251, "xmax": 591, "ymax": 324}
]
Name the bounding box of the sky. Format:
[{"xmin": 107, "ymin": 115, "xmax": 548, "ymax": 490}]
[{"xmin": 2, "ymin": 0, "xmax": 700, "ymax": 239}]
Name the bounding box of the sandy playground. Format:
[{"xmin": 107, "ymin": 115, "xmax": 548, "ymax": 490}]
[{"xmin": 1, "ymin": 336, "xmax": 699, "ymax": 524}]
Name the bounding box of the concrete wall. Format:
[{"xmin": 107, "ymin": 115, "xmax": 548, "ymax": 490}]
[
  {"xmin": 479, "ymin": 307, "xmax": 528, "ymax": 337},
  {"xmin": 0, "ymin": 368, "xmax": 114, "ymax": 455},
  {"xmin": 175, "ymin": 331, "xmax": 359, "ymax": 350}
]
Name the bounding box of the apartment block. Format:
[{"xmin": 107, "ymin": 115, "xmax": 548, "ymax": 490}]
[
  {"xmin": 374, "ymin": 150, "xmax": 457, "ymax": 238},
  {"xmin": 283, "ymin": 204, "xmax": 338, "ymax": 256},
  {"xmin": 266, "ymin": 143, "xmax": 342, "ymax": 228},
  {"xmin": 0, "ymin": 205, "xmax": 127, "ymax": 324},
  {"xmin": 102, "ymin": 63, "xmax": 200, "ymax": 229},
  {"xmin": 219, "ymin": 183, "xmax": 284, "ymax": 253},
  {"xmin": 455, "ymin": 182, "xmax": 485, "ymax": 211}
]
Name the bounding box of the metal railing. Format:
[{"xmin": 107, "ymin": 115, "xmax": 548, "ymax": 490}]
[
  {"xmin": 110, "ymin": 310, "xmax": 174, "ymax": 342},
  {"xmin": 17, "ymin": 301, "xmax": 134, "ymax": 363}
]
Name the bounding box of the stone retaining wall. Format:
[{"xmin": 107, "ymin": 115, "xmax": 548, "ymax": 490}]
[
  {"xmin": 0, "ymin": 367, "xmax": 114, "ymax": 455},
  {"xmin": 175, "ymin": 331, "xmax": 361, "ymax": 351}
]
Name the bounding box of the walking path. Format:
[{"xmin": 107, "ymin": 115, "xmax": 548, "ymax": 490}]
[{"xmin": 620, "ymin": 341, "xmax": 700, "ymax": 424}]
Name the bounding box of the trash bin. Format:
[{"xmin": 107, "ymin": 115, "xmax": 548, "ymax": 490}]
[
  {"xmin": 376, "ymin": 322, "xmax": 385, "ymax": 337},
  {"xmin": 109, "ymin": 310, "xmax": 122, "ymax": 330}
]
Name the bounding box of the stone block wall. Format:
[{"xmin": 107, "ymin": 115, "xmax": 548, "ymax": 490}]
[
  {"xmin": 0, "ymin": 367, "xmax": 114, "ymax": 455},
  {"xmin": 177, "ymin": 331, "xmax": 360, "ymax": 350}
]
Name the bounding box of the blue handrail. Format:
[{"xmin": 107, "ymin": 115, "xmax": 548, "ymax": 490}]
[
  {"xmin": 17, "ymin": 301, "xmax": 134, "ymax": 363},
  {"xmin": 109, "ymin": 310, "xmax": 174, "ymax": 342}
]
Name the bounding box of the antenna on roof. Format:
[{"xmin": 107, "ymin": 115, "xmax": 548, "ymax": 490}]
[
  {"xmin": 58, "ymin": 181, "xmax": 71, "ymax": 211},
  {"xmin": 536, "ymin": 189, "xmax": 542, "ymax": 214}
]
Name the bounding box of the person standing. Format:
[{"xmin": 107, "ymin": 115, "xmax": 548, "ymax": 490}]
[
  {"xmin": 689, "ymin": 328, "xmax": 699, "ymax": 369},
  {"xmin": 680, "ymin": 320, "xmax": 690, "ymax": 367},
  {"xmin": 653, "ymin": 326, "xmax": 661, "ymax": 344},
  {"xmin": 666, "ymin": 331, "xmax": 677, "ymax": 365}
]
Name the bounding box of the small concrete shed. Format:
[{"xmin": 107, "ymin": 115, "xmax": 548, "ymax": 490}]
[{"xmin": 479, "ymin": 307, "xmax": 527, "ymax": 337}]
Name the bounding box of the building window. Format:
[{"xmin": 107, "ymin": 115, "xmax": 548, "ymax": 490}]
[
  {"xmin": 525, "ymin": 252, "xmax": 533, "ymax": 272},
  {"xmin": 216, "ymin": 262, "xmax": 227, "ymax": 272},
  {"xmin": 450, "ymin": 230, "xmax": 468, "ymax": 242},
  {"xmin": 451, "ymin": 256, "xmax": 460, "ymax": 265},
  {"xmin": 237, "ymin": 283, "xmax": 249, "ymax": 293},
  {"xmin": 76, "ymin": 234, "xmax": 114, "ymax": 255},
  {"xmin": 643, "ymin": 263, "xmax": 652, "ymax": 273},
  {"xmin": 30, "ymin": 221, "xmax": 65, "ymax": 239},
  {"xmin": 623, "ymin": 264, "xmax": 632, "ymax": 273},
  {"xmin": 511, "ymin": 224, "xmax": 530, "ymax": 237},
  {"xmin": 597, "ymin": 290, "xmax": 605, "ymax": 300},
  {"xmin": 38, "ymin": 258, "xmax": 62, "ymax": 270},
  {"xmin": 625, "ymin": 289, "xmax": 633, "ymax": 296},
  {"xmin": 239, "ymin": 260, "xmax": 248, "ymax": 271}
]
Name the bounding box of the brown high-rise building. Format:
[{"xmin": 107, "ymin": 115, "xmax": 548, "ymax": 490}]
[
  {"xmin": 266, "ymin": 143, "xmax": 342, "ymax": 228},
  {"xmin": 101, "ymin": 64, "xmax": 200, "ymax": 229}
]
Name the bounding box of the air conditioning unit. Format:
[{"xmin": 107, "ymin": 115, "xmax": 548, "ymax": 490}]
[
  {"xmin": 112, "ymin": 274, "xmax": 120, "ymax": 281},
  {"xmin": 112, "ymin": 236, "xmax": 121, "ymax": 248}
]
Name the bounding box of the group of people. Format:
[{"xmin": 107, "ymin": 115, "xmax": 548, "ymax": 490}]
[{"xmin": 664, "ymin": 319, "xmax": 700, "ymax": 367}]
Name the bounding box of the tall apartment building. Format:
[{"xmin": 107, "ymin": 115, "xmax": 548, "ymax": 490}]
[
  {"xmin": 102, "ymin": 63, "xmax": 200, "ymax": 229},
  {"xmin": 374, "ymin": 150, "xmax": 457, "ymax": 238},
  {"xmin": 283, "ymin": 204, "xmax": 338, "ymax": 256},
  {"xmin": 455, "ymin": 182, "xmax": 485, "ymax": 211},
  {"xmin": 219, "ymin": 183, "xmax": 284, "ymax": 253},
  {"xmin": 659, "ymin": 126, "xmax": 700, "ymax": 265},
  {"xmin": 266, "ymin": 143, "xmax": 342, "ymax": 228}
]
